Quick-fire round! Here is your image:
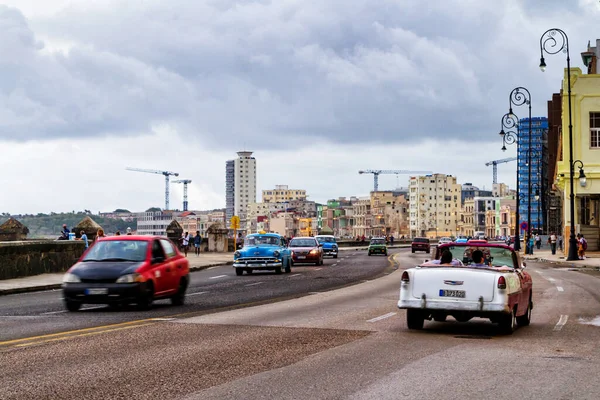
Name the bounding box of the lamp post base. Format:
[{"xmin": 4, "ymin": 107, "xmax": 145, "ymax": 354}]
[{"xmin": 566, "ymin": 235, "xmax": 580, "ymax": 261}]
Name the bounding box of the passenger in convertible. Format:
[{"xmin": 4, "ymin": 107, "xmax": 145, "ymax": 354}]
[{"xmin": 470, "ymin": 250, "xmax": 488, "ymax": 267}]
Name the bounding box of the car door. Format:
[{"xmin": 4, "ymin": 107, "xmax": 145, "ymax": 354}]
[
  {"xmin": 280, "ymin": 237, "xmax": 290, "ymax": 265},
  {"xmin": 150, "ymin": 239, "xmax": 169, "ymax": 295},
  {"xmin": 512, "ymin": 251, "xmax": 530, "ymax": 315},
  {"xmin": 160, "ymin": 239, "xmax": 180, "ymax": 293}
]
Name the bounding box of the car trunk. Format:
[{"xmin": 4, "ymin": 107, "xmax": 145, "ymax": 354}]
[{"xmin": 411, "ymin": 267, "xmax": 497, "ymax": 302}]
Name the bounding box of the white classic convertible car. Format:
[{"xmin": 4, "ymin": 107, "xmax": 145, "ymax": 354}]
[{"xmin": 397, "ymin": 242, "xmax": 533, "ymax": 334}]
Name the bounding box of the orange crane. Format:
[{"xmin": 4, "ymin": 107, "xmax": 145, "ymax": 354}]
[
  {"xmin": 173, "ymin": 179, "xmax": 192, "ymax": 211},
  {"xmin": 358, "ymin": 170, "xmax": 433, "ymax": 191},
  {"xmin": 126, "ymin": 167, "xmax": 179, "ymax": 210}
]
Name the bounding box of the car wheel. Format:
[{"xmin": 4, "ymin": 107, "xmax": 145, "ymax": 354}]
[
  {"xmin": 333, "ymin": 254, "xmax": 338, "ymax": 259},
  {"xmin": 275, "ymin": 267, "xmax": 282, "ymax": 274},
  {"xmin": 368, "ymin": 252, "xmax": 372, "ymax": 256},
  {"xmin": 246, "ymin": 268, "xmax": 253, "ymax": 274},
  {"xmin": 235, "ymin": 268, "xmax": 244, "ymax": 276},
  {"xmin": 406, "ymin": 309, "xmax": 425, "ymax": 330},
  {"xmin": 384, "ymin": 251, "xmax": 388, "ymax": 256},
  {"xmin": 320, "ymin": 257, "xmax": 324, "ymax": 265},
  {"xmin": 498, "ymin": 307, "xmax": 517, "ymax": 334},
  {"xmin": 136, "ymin": 281, "xmax": 154, "ymax": 311},
  {"xmin": 411, "ymin": 249, "xmax": 415, "ymax": 253},
  {"xmin": 65, "ymin": 300, "xmax": 81, "ymax": 312},
  {"xmin": 284, "ymin": 259, "xmax": 291, "ymax": 273},
  {"xmin": 171, "ymin": 277, "xmax": 188, "ymax": 306},
  {"xmin": 516, "ymin": 296, "xmax": 532, "ymax": 327}
]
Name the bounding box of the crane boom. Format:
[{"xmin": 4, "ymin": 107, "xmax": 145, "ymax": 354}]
[
  {"xmin": 484, "ymin": 157, "xmax": 517, "ymax": 184},
  {"xmin": 358, "ymin": 169, "xmax": 433, "ymax": 191},
  {"xmin": 173, "ymin": 179, "xmax": 192, "ymax": 211},
  {"xmin": 126, "ymin": 167, "xmax": 179, "ymax": 210}
]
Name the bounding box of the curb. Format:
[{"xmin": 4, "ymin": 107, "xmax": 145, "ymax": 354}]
[
  {"xmin": 523, "ymin": 256, "xmax": 600, "ymax": 270},
  {"xmin": 0, "ymin": 262, "xmax": 233, "ymax": 297}
]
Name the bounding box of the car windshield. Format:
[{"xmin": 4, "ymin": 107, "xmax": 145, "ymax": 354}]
[
  {"xmin": 83, "ymin": 240, "xmax": 148, "ymax": 262},
  {"xmin": 316, "ymin": 237, "xmax": 336, "ymax": 243},
  {"xmin": 245, "ymin": 236, "xmax": 280, "ymax": 246},
  {"xmin": 371, "ymin": 239, "xmax": 385, "ymax": 245},
  {"xmin": 289, "ymin": 238, "xmax": 317, "ymax": 247},
  {"xmin": 434, "ymin": 246, "xmax": 516, "ymax": 268}
]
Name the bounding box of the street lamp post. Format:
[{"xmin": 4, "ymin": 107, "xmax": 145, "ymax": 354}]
[
  {"xmin": 539, "ymin": 28, "xmax": 580, "ymax": 260},
  {"xmin": 532, "ymin": 182, "xmax": 541, "ymax": 235},
  {"xmin": 508, "ymin": 87, "xmax": 533, "ymax": 253},
  {"xmin": 500, "ymin": 112, "xmax": 521, "ymax": 251}
]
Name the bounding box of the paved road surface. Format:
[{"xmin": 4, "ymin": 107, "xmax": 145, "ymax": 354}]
[{"xmin": 2, "ymin": 249, "xmax": 600, "ymax": 399}]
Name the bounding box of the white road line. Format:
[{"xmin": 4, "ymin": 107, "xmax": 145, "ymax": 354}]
[
  {"xmin": 151, "ymin": 317, "xmax": 175, "ymax": 321},
  {"xmin": 314, "ymin": 268, "xmax": 322, "ymax": 271},
  {"xmin": 209, "ymin": 275, "xmax": 227, "ymax": 280},
  {"xmin": 245, "ymin": 282, "xmax": 264, "ymax": 287},
  {"xmin": 41, "ymin": 310, "xmax": 68, "ymax": 315},
  {"xmin": 289, "ymin": 273, "xmax": 301, "ymax": 277},
  {"xmin": 207, "ymin": 266, "xmax": 218, "ymax": 270},
  {"xmin": 557, "ymin": 286, "xmax": 564, "ymax": 292},
  {"xmin": 554, "ymin": 315, "xmax": 569, "ymax": 331},
  {"xmin": 80, "ymin": 305, "xmax": 106, "ymax": 311},
  {"xmin": 186, "ymin": 291, "xmax": 208, "ymax": 297},
  {"xmin": 547, "ymin": 277, "xmax": 556, "ymax": 282},
  {"xmin": 367, "ymin": 312, "xmax": 397, "ymax": 323}
]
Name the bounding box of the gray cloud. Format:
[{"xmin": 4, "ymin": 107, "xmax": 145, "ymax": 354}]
[{"xmin": 0, "ymin": 0, "xmax": 596, "ymax": 149}]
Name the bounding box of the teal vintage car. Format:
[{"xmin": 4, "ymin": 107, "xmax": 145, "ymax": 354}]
[{"xmin": 233, "ymin": 232, "xmax": 292, "ymax": 275}]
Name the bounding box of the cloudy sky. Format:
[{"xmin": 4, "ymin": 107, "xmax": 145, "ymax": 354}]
[{"xmin": 0, "ymin": 0, "xmax": 598, "ymax": 214}]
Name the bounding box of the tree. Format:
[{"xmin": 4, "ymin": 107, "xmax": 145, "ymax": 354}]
[
  {"xmin": 114, "ymin": 209, "xmax": 131, "ymax": 213},
  {"xmin": 145, "ymin": 207, "xmax": 161, "ymax": 212}
]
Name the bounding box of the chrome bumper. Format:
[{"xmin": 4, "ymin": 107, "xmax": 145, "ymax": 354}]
[{"xmin": 397, "ymin": 299, "xmax": 509, "ymax": 313}]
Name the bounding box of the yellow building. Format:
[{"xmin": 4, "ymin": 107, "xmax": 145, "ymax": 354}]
[
  {"xmin": 554, "ymin": 66, "xmax": 600, "ymax": 253},
  {"xmin": 262, "ymin": 185, "xmax": 307, "ymax": 203}
]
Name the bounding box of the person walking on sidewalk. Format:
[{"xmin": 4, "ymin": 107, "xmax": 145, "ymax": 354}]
[
  {"xmin": 182, "ymin": 232, "xmax": 190, "ymax": 257},
  {"xmin": 578, "ymin": 233, "xmax": 588, "ymax": 260},
  {"xmin": 535, "ymin": 234, "xmax": 541, "ymax": 250},
  {"xmin": 193, "ymin": 231, "xmax": 202, "ymax": 256},
  {"xmin": 550, "ymin": 232, "xmax": 557, "ymax": 255}
]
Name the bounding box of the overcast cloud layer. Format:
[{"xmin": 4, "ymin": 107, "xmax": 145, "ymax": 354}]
[{"xmin": 0, "ymin": 0, "xmax": 598, "ymax": 214}]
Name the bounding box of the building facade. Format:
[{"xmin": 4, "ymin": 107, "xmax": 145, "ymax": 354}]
[
  {"xmin": 409, "ymin": 174, "xmax": 461, "ymax": 238},
  {"xmin": 262, "ymin": 185, "xmax": 307, "ymax": 203},
  {"xmin": 136, "ymin": 210, "xmax": 180, "ymax": 236},
  {"xmin": 461, "ymin": 183, "xmax": 493, "ymax": 204},
  {"xmin": 225, "ymin": 151, "xmax": 257, "ymax": 231}
]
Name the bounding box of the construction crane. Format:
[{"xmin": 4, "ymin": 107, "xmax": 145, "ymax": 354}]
[
  {"xmin": 358, "ymin": 170, "xmax": 433, "ymax": 191},
  {"xmin": 126, "ymin": 167, "xmax": 179, "ymax": 210},
  {"xmin": 173, "ymin": 179, "xmax": 192, "ymax": 211},
  {"xmin": 485, "ymin": 157, "xmax": 517, "ymax": 184}
]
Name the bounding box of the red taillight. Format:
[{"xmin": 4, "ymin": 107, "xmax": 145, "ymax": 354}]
[
  {"xmin": 401, "ymin": 271, "xmax": 410, "ymax": 282},
  {"xmin": 497, "ymin": 276, "xmax": 506, "ymax": 289}
]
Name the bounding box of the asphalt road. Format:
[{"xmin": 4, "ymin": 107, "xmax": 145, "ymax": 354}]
[
  {"xmin": 2, "ymin": 248, "xmax": 600, "ymax": 400},
  {"xmin": 0, "ymin": 248, "xmax": 396, "ymax": 342}
]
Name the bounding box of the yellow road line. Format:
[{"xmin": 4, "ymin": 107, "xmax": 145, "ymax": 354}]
[
  {"xmin": 14, "ymin": 323, "xmax": 156, "ymax": 348},
  {"xmin": 0, "ymin": 318, "xmax": 156, "ymax": 347}
]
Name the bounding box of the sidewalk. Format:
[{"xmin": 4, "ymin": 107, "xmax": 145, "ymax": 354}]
[
  {"xmin": 0, "ymin": 253, "xmax": 233, "ymax": 296},
  {"xmin": 520, "ymin": 247, "xmax": 600, "ymax": 269}
]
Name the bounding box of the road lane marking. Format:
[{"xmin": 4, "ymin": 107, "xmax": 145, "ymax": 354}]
[
  {"xmin": 554, "ymin": 315, "xmax": 569, "ymax": 331},
  {"xmin": 209, "ymin": 275, "xmax": 227, "ymax": 280},
  {"xmin": 557, "ymin": 286, "xmax": 564, "ymax": 292},
  {"xmin": 314, "ymin": 268, "xmax": 322, "ymax": 271},
  {"xmin": 0, "ymin": 318, "xmax": 157, "ymax": 347},
  {"xmin": 41, "ymin": 310, "xmax": 68, "ymax": 315},
  {"xmin": 547, "ymin": 277, "xmax": 556, "ymax": 282},
  {"xmin": 80, "ymin": 305, "xmax": 106, "ymax": 311},
  {"xmin": 15, "ymin": 323, "xmax": 156, "ymax": 348},
  {"xmin": 245, "ymin": 282, "xmax": 264, "ymax": 287},
  {"xmin": 207, "ymin": 267, "xmax": 218, "ymax": 270},
  {"xmin": 186, "ymin": 291, "xmax": 208, "ymax": 297},
  {"xmin": 367, "ymin": 312, "xmax": 397, "ymax": 323},
  {"xmin": 290, "ymin": 274, "xmax": 301, "ymax": 277}
]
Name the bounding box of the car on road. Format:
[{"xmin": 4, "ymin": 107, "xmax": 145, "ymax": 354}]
[
  {"xmin": 397, "ymin": 242, "xmax": 533, "ymax": 334},
  {"xmin": 62, "ymin": 235, "xmax": 190, "ymax": 312},
  {"xmin": 411, "ymin": 237, "xmax": 431, "ymax": 253},
  {"xmin": 315, "ymin": 235, "xmax": 339, "ymax": 258},
  {"xmin": 289, "ymin": 236, "xmax": 324, "ymax": 266},
  {"xmin": 438, "ymin": 237, "xmax": 452, "ymax": 245},
  {"xmin": 368, "ymin": 237, "xmax": 388, "ymax": 256},
  {"xmin": 455, "ymin": 236, "xmax": 469, "ymax": 244},
  {"xmin": 234, "ymin": 232, "xmax": 291, "ymax": 275}
]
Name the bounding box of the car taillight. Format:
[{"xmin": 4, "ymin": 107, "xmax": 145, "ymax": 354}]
[
  {"xmin": 401, "ymin": 271, "xmax": 409, "ymax": 283},
  {"xmin": 497, "ymin": 276, "xmax": 506, "ymax": 289}
]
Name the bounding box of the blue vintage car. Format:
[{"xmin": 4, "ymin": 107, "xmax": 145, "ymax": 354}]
[
  {"xmin": 315, "ymin": 235, "xmax": 338, "ymax": 258},
  {"xmin": 233, "ymin": 232, "xmax": 291, "ymax": 275}
]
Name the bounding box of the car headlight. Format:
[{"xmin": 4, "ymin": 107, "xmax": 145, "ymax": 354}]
[
  {"xmin": 234, "ymin": 251, "xmax": 241, "ymax": 258},
  {"xmin": 116, "ymin": 273, "xmax": 144, "ymax": 283},
  {"xmin": 62, "ymin": 273, "xmax": 81, "ymax": 283},
  {"xmin": 273, "ymin": 250, "xmax": 280, "ymax": 257},
  {"xmin": 309, "ymin": 249, "xmax": 318, "ymax": 255}
]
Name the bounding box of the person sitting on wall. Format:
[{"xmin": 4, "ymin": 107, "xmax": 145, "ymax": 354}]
[{"xmin": 58, "ymin": 224, "xmax": 70, "ymax": 240}]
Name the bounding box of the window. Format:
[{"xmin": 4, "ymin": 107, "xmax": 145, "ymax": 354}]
[
  {"xmin": 160, "ymin": 239, "xmax": 177, "ymax": 258},
  {"xmin": 591, "ymin": 112, "xmax": 600, "ymax": 148}
]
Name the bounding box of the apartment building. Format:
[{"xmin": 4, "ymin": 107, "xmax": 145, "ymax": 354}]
[
  {"xmin": 262, "ymin": 185, "xmax": 307, "ymax": 203},
  {"xmin": 136, "ymin": 210, "xmax": 181, "ymax": 236},
  {"xmin": 225, "ymin": 151, "xmax": 257, "ymax": 230},
  {"xmin": 409, "ymin": 174, "xmax": 461, "ymax": 238}
]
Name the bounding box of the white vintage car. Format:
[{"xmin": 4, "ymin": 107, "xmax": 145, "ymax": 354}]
[{"xmin": 397, "ymin": 242, "xmax": 533, "ymax": 334}]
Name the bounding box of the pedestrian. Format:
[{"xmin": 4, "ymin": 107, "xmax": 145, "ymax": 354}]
[
  {"xmin": 115, "ymin": 230, "xmax": 121, "ymax": 236},
  {"xmin": 96, "ymin": 228, "xmax": 106, "ymax": 241},
  {"xmin": 535, "ymin": 233, "xmax": 541, "ymax": 250},
  {"xmin": 550, "ymin": 232, "xmax": 557, "ymax": 255},
  {"xmin": 182, "ymin": 231, "xmax": 190, "ymax": 257},
  {"xmin": 193, "ymin": 230, "xmax": 202, "ymax": 256},
  {"xmin": 78, "ymin": 230, "xmax": 89, "ymax": 250},
  {"xmin": 390, "ymin": 235, "xmax": 394, "ymax": 246},
  {"xmin": 558, "ymin": 235, "xmax": 563, "ymax": 251},
  {"xmin": 59, "ymin": 224, "xmax": 70, "ymax": 240},
  {"xmin": 528, "ymin": 235, "xmax": 535, "ymax": 255},
  {"xmin": 578, "ymin": 233, "xmax": 587, "ymax": 260},
  {"xmin": 126, "ymin": 227, "xmax": 132, "ymax": 235}
]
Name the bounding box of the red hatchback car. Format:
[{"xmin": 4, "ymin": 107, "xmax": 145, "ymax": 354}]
[
  {"xmin": 289, "ymin": 237, "xmax": 324, "ymax": 266},
  {"xmin": 62, "ymin": 235, "xmax": 190, "ymax": 311}
]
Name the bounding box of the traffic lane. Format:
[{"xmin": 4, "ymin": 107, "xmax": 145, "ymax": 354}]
[{"xmin": 0, "ymin": 249, "xmax": 396, "ymax": 341}]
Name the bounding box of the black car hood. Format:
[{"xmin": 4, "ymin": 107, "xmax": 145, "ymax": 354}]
[{"xmin": 71, "ymin": 261, "xmax": 144, "ymax": 280}]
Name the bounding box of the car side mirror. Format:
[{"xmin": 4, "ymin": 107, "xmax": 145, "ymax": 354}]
[{"xmin": 318, "ymin": 244, "xmax": 323, "ymax": 247}]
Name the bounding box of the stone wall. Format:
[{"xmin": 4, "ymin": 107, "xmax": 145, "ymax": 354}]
[{"xmin": 0, "ymin": 240, "xmax": 86, "ymax": 280}]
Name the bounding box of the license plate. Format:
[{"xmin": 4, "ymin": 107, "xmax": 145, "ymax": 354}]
[
  {"xmin": 439, "ymin": 289, "xmax": 465, "ymax": 298},
  {"xmin": 86, "ymin": 288, "xmax": 108, "ymax": 295},
  {"xmin": 298, "ymin": 256, "xmax": 306, "ymax": 259}
]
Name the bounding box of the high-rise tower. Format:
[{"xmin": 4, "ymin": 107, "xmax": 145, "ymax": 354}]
[{"xmin": 225, "ymin": 151, "xmax": 257, "ymax": 230}]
